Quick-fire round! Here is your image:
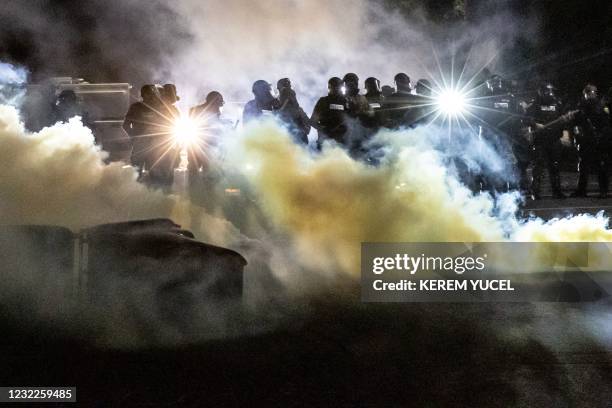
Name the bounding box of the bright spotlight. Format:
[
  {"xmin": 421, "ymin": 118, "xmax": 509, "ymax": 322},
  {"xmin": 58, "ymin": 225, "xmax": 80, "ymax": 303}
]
[
  {"xmin": 172, "ymin": 116, "xmax": 200, "ymax": 148},
  {"xmin": 436, "ymin": 88, "xmax": 468, "ymax": 117}
]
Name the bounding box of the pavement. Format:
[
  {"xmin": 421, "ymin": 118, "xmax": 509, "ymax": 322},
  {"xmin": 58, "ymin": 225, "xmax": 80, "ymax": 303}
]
[{"xmin": 520, "ymin": 171, "xmax": 612, "ymax": 219}]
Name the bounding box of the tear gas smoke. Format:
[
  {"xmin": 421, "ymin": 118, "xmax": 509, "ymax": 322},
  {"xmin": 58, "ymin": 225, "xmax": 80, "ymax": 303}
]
[
  {"xmin": 230, "ymin": 119, "xmax": 612, "ymax": 276},
  {"xmin": 1, "ymin": 99, "xmax": 612, "ymax": 346},
  {"xmin": 0, "ymin": 0, "xmax": 537, "ymax": 115},
  {"xmin": 165, "ymin": 0, "xmax": 535, "ymax": 113}
]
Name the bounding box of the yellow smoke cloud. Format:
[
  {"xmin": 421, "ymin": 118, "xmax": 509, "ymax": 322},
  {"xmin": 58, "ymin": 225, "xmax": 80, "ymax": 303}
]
[
  {"xmin": 2, "ymin": 104, "xmax": 612, "ymax": 282},
  {"xmin": 0, "ymin": 105, "xmax": 240, "ymax": 246},
  {"xmin": 231, "ymin": 121, "xmax": 612, "ymax": 276}
]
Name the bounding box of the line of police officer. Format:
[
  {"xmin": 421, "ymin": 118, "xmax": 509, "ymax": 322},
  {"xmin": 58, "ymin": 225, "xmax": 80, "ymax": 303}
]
[{"xmin": 122, "ymin": 74, "xmax": 612, "ymax": 199}]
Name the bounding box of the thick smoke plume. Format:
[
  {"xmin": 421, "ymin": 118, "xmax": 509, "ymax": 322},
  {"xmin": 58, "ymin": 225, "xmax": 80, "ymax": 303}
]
[
  {"xmin": 0, "ymin": 0, "xmax": 536, "ymax": 113},
  {"xmin": 231, "ymin": 120, "xmax": 612, "ymax": 276},
  {"xmin": 1, "ymin": 99, "xmax": 612, "ymax": 347},
  {"xmin": 0, "ymin": 1, "xmax": 611, "ymax": 351}
]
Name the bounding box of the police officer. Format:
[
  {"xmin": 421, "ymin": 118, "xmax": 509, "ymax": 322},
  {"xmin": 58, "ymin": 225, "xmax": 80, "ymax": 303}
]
[
  {"xmin": 160, "ymin": 84, "xmax": 180, "ymax": 119},
  {"xmin": 363, "ymin": 77, "xmax": 386, "ymax": 131},
  {"xmin": 570, "ymin": 84, "xmax": 611, "ymax": 198},
  {"xmin": 123, "ymin": 85, "xmax": 163, "ymax": 171},
  {"xmin": 277, "ymin": 78, "xmax": 292, "ymax": 95},
  {"xmin": 381, "ymin": 85, "xmax": 394, "ymax": 99},
  {"xmin": 243, "ymin": 80, "xmax": 280, "ymax": 123},
  {"xmin": 385, "ymin": 73, "xmax": 418, "ymax": 128},
  {"xmin": 407, "ymin": 79, "xmax": 435, "ymax": 127},
  {"xmin": 191, "ymin": 91, "xmax": 225, "ymax": 120},
  {"xmin": 310, "ymin": 77, "xmax": 349, "ymax": 148},
  {"xmin": 276, "ymin": 80, "xmax": 311, "ymax": 145},
  {"xmin": 526, "ymin": 83, "xmax": 569, "ymax": 199},
  {"xmin": 477, "ymin": 75, "xmax": 523, "ymax": 192},
  {"xmin": 342, "ymin": 73, "xmax": 370, "ymax": 120},
  {"xmin": 187, "ymin": 91, "xmax": 230, "ymax": 174}
]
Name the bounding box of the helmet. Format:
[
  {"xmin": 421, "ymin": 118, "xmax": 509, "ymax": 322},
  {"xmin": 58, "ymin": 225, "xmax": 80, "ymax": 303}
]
[
  {"xmin": 582, "ymin": 84, "xmax": 598, "ymax": 102},
  {"xmin": 328, "ymin": 77, "xmax": 344, "ymax": 95},
  {"xmin": 415, "ymin": 79, "xmax": 432, "ymax": 96},
  {"xmin": 205, "ymin": 91, "xmax": 224, "ymax": 107},
  {"xmin": 394, "ymin": 73, "xmax": 412, "ymax": 91},
  {"xmin": 343, "ymin": 73, "xmax": 359, "ymax": 95},
  {"xmin": 381, "ymin": 85, "xmax": 394, "ymax": 97},
  {"xmin": 343, "ymin": 73, "xmax": 359, "ymax": 84},
  {"xmin": 538, "ymin": 83, "xmax": 556, "ymax": 98},
  {"xmin": 252, "ymin": 80, "xmax": 272, "ymax": 97},
  {"xmin": 140, "ymin": 84, "xmax": 158, "ymax": 101},
  {"xmin": 486, "ymin": 75, "xmax": 507, "ymax": 94},
  {"xmin": 364, "ymin": 77, "xmax": 381, "ymax": 94},
  {"xmin": 162, "ymin": 83, "xmax": 179, "ymax": 103},
  {"xmin": 277, "ymin": 78, "xmax": 291, "ymax": 91}
]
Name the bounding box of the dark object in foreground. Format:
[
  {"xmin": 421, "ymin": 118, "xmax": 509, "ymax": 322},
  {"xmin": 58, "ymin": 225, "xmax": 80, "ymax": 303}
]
[{"xmin": 0, "ymin": 218, "xmax": 246, "ymax": 313}]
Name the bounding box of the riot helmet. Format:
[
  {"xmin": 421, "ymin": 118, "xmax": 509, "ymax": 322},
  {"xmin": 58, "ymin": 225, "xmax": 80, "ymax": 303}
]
[
  {"xmin": 343, "ymin": 73, "xmax": 359, "ymax": 96},
  {"xmin": 328, "ymin": 77, "xmax": 344, "ymax": 96},
  {"xmin": 415, "ymin": 79, "xmax": 432, "ymax": 96},
  {"xmin": 394, "ymin": 73, "xmax": 412, "ymax": 93},
  {"xmin": 364, "ymin": 77, "xmax": 381, "ymax": 96}
]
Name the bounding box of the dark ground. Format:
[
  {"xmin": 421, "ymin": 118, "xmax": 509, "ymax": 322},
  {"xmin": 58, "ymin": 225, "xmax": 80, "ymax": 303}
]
[
  {"xmin": 522, "ymin": 171, "xmax": 612, "ymax": 220},
  {"xmin": 2, "ymin": 296, "xmax": 612, "ymax": 407}
]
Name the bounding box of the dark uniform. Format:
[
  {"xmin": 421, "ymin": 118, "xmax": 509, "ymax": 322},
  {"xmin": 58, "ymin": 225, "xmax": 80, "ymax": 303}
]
[
  {"xmin": 526, "ymin": 83, "xmax": 568, "ymax": 199},
  {"xmin": 570, "ymin": 85, "xmax": 611, "ymax": 198},
  {"xmin": 476, "ymin": 75, "xmax": 523, "ymax": 192},
  {"xmin": 384, "ymin": 73, "xmax": 419, "ymax": 128},
  {"xmin": 311, "ymin": 77, "xmax": 349, "ymax": 148},
  {"xmin": 277, "ymin": 86, "xmax": 311, "ymax": 145},
  {"xmin": 243, "ymin": 80, "xmax": 280, "ymax": 124},
  {"xmin": 189, "ymin": 91, "xmax": 227, "ymax": 174},
  {"xmin": 406, "ymin": 79, "xmax": 435, "ymax": 128},
  {"xmin": 363, "ymin": 77, "xmax": 386, "ymax": 132},
  {"xmin": 124, "ymin": 85, "xmax": 163, "ymax": 170},
  {"xmin": 123, "ymin": 85, "xmax": 177, "ymax": 185}
]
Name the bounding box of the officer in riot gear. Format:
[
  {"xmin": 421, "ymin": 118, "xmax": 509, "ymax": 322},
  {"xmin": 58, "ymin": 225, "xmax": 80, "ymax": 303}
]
[
  {"xmin": 161, "ymin": 84, "xmax": 179, "ymax": 105},
  {"xmin": 187, "ymin": 91, "xmax": 229, "ymax": 174},
  {"xmin": 385, "ymin": 73, "xmax": 418, "ymax": 128},
  {"xmin": 277, "ymin": 78, "xmax": 292, "ymax": 94},
  {"xmin": 526, "ymin": 83, "xmax": 569, "ymax": 199},
  {"xmin": 406, "ymin": 79, "xmax": 435, "ymax": 127},
  {"xmin": 415, "ymin": 79, "xmax": 432, "ymax": 97},
  {"xmin": 123, "ymin": 85, "xmax": 177, "ymax": 186},
  {"xmin": 123, "ymin": 85, "xmax": 162, "ymax": 170},
  {"xmin": 191, "ymin": 91, "xmax": 225, "ymax": 119},
  {"xmin": 363, "ymin": 77, "xmax": 386, "ymax": 131},
  {"xmin": 277, "ymin": 81, "xmax": 311, "ymax": 145},
  {"xmin": 310, "ymin": 77, "xmax": 349, "ymax": 148},
  {"xmin": 381, "ymin": 85, "xmax": 394, "ymax": 99},
  {"xmin": 570, "ymin": 84, "xmax": 611, "ymax": 198},
  {"xmin": 476, "ymin": 74, "xmax": 523, "ymax": 192},
  {"xmin": 243, "ymin": 80, "xmax": 280, "ymax": 123},
  {"xmin": 343, "ymin": 73, "xmax": 370, "ymax": 120}
]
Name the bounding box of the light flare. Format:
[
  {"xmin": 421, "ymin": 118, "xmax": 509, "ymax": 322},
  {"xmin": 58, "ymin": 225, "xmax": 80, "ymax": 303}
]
[
  {"xmin": 435, "ymin": 88, "xmax": 469, "ymax": 117},
  {"xmin": 172, "ymin": 115, "xmax": 202, "ymax": 148}
]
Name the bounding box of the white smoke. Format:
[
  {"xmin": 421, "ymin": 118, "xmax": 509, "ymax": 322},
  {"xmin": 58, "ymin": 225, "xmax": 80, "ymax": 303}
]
[{"xmin": 157, "ymin": 0, "xmax": 535, "ymax": 116}]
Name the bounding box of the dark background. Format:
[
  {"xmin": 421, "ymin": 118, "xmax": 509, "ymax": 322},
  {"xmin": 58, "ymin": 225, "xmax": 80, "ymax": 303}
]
[{"xmin": 0, "ymin": 1, "xmax": 610, "ymax": 96}]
